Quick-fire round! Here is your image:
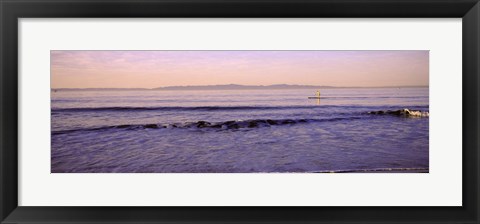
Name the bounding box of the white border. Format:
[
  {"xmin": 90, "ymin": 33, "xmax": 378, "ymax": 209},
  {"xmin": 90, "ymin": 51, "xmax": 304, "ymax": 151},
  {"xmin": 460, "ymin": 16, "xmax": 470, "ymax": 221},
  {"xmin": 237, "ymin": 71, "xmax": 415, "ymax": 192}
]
[{"xmin": 19, "ymin": 19, "xmax": 462, "ymax": 206}]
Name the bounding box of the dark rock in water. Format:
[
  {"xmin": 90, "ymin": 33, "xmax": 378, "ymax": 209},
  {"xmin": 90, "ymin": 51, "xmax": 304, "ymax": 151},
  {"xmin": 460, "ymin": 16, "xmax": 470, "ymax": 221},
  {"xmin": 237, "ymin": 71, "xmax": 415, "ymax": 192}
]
[
  {"xmin": 196, "ymin": 121, "xmax": 211, "ymax": 128},
  {"xmin": 266, "ymin": 119, "xmax": 277, "ymax": 125},
  {"xmin": 144, "ymin": 124, "xmax": 158, "ymax": 129},
  {"xmin": 298, "ymin": 119, "xmax": 307, "ymax": 123}
]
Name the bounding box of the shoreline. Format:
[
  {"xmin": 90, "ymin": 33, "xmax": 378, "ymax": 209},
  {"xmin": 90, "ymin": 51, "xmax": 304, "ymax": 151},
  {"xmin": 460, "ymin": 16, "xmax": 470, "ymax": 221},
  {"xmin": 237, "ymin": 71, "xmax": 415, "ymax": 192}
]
[{"xmin": 312, "ymin": 168, "xmax": 429, "ymax": 173}]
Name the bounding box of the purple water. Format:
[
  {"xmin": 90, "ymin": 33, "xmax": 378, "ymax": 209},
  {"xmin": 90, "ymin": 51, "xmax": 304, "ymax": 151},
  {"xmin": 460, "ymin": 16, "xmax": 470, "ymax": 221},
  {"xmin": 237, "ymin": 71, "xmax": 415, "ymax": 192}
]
[{"xmin": 51, "ymin": 88, "xmax": 429, "ymax": 173}]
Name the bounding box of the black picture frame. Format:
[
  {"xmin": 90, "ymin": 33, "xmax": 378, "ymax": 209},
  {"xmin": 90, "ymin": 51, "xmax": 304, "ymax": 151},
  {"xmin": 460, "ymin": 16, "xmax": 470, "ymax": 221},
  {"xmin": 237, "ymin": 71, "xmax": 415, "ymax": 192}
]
[{"xmin": 1, "ymin": 0, "xmax": 479, "ymax": 223}]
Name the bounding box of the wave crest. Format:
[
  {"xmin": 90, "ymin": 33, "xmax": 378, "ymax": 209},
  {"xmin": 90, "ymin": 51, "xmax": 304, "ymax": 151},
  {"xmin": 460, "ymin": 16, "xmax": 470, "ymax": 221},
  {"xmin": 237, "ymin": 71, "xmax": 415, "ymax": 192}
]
[
  {"xmin": 368, "ymin": 108, "xmax": 429, "ymax": 117},
  {"xmin": 52, "ymin": 117, "xmax": 362, "ymax": 135},
  {"xmin": 51, "ymin": 106, "xmax": 314, "ymax": 112}
]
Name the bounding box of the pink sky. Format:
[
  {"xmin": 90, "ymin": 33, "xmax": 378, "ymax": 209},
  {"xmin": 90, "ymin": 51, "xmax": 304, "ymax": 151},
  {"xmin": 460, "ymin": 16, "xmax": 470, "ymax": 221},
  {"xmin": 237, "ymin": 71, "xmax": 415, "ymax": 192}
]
[{"xmin": 51, "ymin": 51, "xmax": 428, "ymax": 88}]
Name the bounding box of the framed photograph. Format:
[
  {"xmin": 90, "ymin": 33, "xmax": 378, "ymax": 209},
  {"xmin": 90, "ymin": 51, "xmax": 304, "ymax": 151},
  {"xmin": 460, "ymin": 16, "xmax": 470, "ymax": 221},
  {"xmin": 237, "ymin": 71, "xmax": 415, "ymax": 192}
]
[{"xmin": 1, "ymin": 0, "xmax": 479, "ymax": 223}]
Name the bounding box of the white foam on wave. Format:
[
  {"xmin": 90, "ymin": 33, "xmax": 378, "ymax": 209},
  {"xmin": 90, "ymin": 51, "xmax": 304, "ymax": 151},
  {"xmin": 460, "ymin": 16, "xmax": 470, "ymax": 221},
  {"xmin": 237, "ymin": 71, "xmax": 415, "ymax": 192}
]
[{"xmin": 368, "ymin": 108, "xmax": 429, "ymax": 117}]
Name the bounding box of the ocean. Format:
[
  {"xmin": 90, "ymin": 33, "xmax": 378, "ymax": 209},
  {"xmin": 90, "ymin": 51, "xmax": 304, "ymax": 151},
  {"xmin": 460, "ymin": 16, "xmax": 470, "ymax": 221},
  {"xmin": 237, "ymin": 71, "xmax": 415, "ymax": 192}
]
[{"xmin": 51, "ymin": 87, "xmax": 429, "ymax": 173}]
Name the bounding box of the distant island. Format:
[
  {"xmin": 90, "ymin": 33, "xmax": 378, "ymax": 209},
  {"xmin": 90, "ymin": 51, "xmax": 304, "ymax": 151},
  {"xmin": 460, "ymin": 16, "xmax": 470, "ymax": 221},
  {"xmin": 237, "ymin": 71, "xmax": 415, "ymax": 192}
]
[
  {"xmin": 155, "ymin": 84, "xmax": 334, "ymax": 91},
  {"xmin": 52, "ymin": 84, "xmax": 428, "ymax": 91}
]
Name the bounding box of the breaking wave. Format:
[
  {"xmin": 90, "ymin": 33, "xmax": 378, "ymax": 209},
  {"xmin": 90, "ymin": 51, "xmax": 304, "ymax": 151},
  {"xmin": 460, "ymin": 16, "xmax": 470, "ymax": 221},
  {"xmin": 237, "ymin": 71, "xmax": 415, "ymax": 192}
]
[
  {"xmin": 51, "ymin": 106, "xmax": 317, "ymax": 112},
  {"xmin": 51, "ymin": 108, "xmax": 429, "ymax": 135},
  {"xmin": 51, "ymin": 105, "xmax": 428, "ymax": 113},
  {"xmin": 368, "ymin": 108, "xmax": 429, "ymax": 117},
  {"xmin": 51, "ymin": 117, "xmax": 364, "ymax": 135}
]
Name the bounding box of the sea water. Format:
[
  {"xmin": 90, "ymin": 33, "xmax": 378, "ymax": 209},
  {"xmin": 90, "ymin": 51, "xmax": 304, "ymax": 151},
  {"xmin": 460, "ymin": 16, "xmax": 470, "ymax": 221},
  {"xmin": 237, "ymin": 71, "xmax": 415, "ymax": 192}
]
[{"xmin": 51, "ymin": 88, "xmax": 429, "ymax": 173}]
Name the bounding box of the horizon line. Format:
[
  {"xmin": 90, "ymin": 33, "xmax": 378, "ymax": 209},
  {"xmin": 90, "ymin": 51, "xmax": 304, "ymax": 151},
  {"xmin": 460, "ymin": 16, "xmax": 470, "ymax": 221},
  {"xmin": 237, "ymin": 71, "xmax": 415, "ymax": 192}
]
[{"xmin": 51, "ymin": 84, "xmax": 429, "ymax": 90}]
